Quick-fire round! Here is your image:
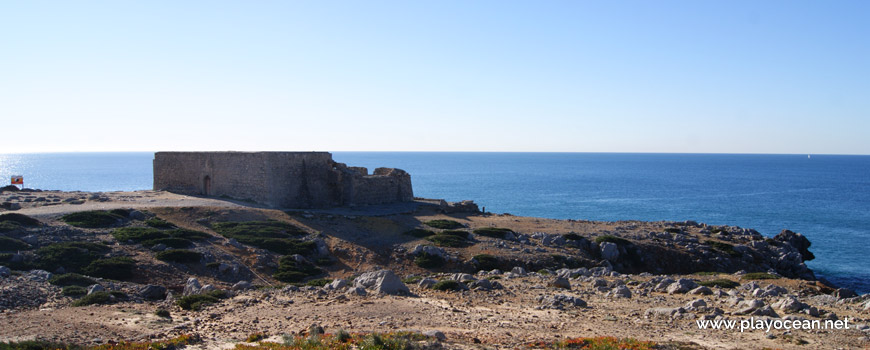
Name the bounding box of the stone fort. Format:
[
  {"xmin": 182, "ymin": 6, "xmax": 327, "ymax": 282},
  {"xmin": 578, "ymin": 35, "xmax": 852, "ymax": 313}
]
[{"xmin": 153, "ymin": 152, "xmax": 413, "ymax": 208}]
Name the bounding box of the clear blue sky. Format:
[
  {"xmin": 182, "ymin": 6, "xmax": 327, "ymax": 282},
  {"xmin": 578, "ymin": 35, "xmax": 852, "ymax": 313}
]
[{"xmin": 1, "ymin": 1, "xmax": 868, "ymax": 154}]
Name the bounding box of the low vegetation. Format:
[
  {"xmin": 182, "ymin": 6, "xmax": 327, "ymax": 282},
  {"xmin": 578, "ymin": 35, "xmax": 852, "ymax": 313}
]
[
  {"xmin": 71, "ymin": 291, "xmax": 113, "ymax": 307},
  {"xmin": 145, "ymin": 217, "xmax": 175, "ymax": 229},
  {"xmin": 432, "ymin": 280, "xmax": 462, "ymax": 291},
  {"xmin": 48, "ymin": 273, "xmax": 97, "ymax": 287},
  {"xmin": 213, "ymin": 221, "xmax": 314, "ymax": 255},
  {"xmin": 34, "ymin": 242, "xmax": 110, "ymax": 272},
  {"xmin": 82, "ymin": 257, "xmax": 135, "ymax": 280},
  {"xmin": 0, "ymin": 236, "xmax": 31, "ymax": 251},
  {"xmin": 155, "ymin": 309, "xmax": 171, "ymax": 318},
  {"xmin": 741, "ymin": 272, "xmax": 781, "ymax": 280},
  {"xmin": 527, "ymin": 336, "xmax": 656, "ymax": 350},
  {"xmin": 61, "ymin": 211, "xmax": 125, "ymax": 228},
  {"xmin": 113, "ymin": 227, "xmax": 209, "ymax": 247},
  {"xmin": 177, "ymin": 290, "xmax": 229, "ymax": 311},
  {"xmin": 472, "ymin": 254, "xmax": 500, "ymax": 271},
  {"xmin": 706, "ymin": 240, "xmax": 741, "ymax": 257},
  {"xmin": 305, "ymin": 278, "xmax": 332, "ymax": 287},
  {"xmin": 273, "ymin": 256, "xmax": 323, "ymax": 283},
  {"xmin": 562, "ymin": 233, "xmax": 584, "ymax": 241},
  {"xmin": 234, "ymin": 331, "xmax": 431, "ymax": 350},
  {"xmin": 62, "ymin": 285, "xmax": 87, "ymax": 297},
  {"xmin": 413, "ymin": 252, "xmax": 444, "ymax": 269},
  {"xmin": 423, "ymin": 219, "xmax": 464, "ymax": 230},
  {"xmin": 594, "ymin": 235, "xmax": 631, "ymax": 245},
  {"xmin": 473, "ymin": 227, "xmax": 513, "ymax": 239},
  {"xmin": 425, "ymin": 234, "xmax": 471, "ymax": 248},
  {"xmin": 0, "ymin": 213, "xmax": 40, "ymax": 227},
  {"xmin": 155, "ymin": 249, "xmax": 202, "ymax": 263},
  {"xmin": 698, "ymin": 279, "xmax": 740, "ymax": 289},
  {"xmin": 403, "ymin": 229, "xmax": 435, "ymax": 238}
]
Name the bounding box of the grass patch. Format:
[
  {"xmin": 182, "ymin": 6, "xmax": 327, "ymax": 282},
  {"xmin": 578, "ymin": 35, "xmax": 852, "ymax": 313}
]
[
  {"xmin": 0, "ymin": 335, "xmax": 198, "ymax": 350},
  {"xmin": 423, "ymin": 219, "xmax": 464, "ymax": 230},
  {"xmin": 473, "ymin": 227, "xmax": 513, "ymax": 239},
  {"xmin": 432, "ymin": 280, "xmax": 462, "ymax": 291},
  {"xmin": 425, "ymin": 234, "xmax": 471, "ymax": 248},
  {"xmin": 439, "ymin": 230, "xmax": 469, "ymax": 239},
  {"xmin": 403, "ymin": 229, "xmax": 435, "ymax": 238},
  {"xmin": 275, "ymin": 331, "xmax": 429, "ymax": 350},
  {"xmin": 155, "ymin": 249, "xmax": 202, "ymax": 263},
  {"xmin": 705, "ymin": 240, "xmax": 741, "ymax": 257},
  {"xmin": 414, "ymin": 252, "xmax": 445, "ymax": 269},
  {"xmin": 402, "ymin": 276, "xmax": 422, "ymax": 284},
  {"xmin": 304, "ymin": 278, "xmax": 332, "ymax": 287},
  {"xmin": 0, "ymin": 236, "xmax": 31, "ymax": 251},
  {"xmin": 62, "ymin": 285, "xmax": 87, "ymax": 297},
  {"xmin": 594, "ymin": 235, "xmax": 631, "ymax": 246},
  {"xmin": 141, "ymin": 237, "xmax": 193, "ymax": 249},
  {"xmin": 741, "ymin": 272, "xmax": 781, "ymax": 280},
  {"xmin": 693, "ymin": 271, "xmax": 721, "ymax": 276},
  {"xmin": 71, "ymin": 291, "xmax": 113, "ymax": 306},
  {"xmin": 61, "ymin": 211, "xmax": 124, "ymax": 228},
  {"xmin": 472, "ymin": 254, "xmax": 500, "ymax": 271},
  {"xmin": 48, "ymin": 273, "xmax": 97, "ymax": 287},
  {"xmin": 563, "ymin": 233, "xmax": 584, "ymax": 241},
  {"xmin": 34, "ymin": 242, "xmax": 110, "ymax": 271},
  {"xmin": 0, "ymin": 213, "xmax": 41, "ymax": 226},
  {"xmin": 145, "ymin": 217, "xmax": 175, "ymax": 229},
  {"xmin": 108, "ymin": 208, "xmax": 131, "ymax": 217},
  {"xmin": 112, "ymin": 227, "xmax": 169, "ymax": 242},
  {"xmin": 176, "ymin": 290, "xmax": 228, "ymax": 311},
  {"xmin": 83, "ymin": 257, "xmax": 135, "ymax": 280},
  {"xmin": 212, "ymin": 221, "xmax": 314, "ymax": 255},
  {"xmin": 273, "ymin": 257, "xmax": 322, "ymax": 283},
  {"xmin": 0, "ymin": 222, "xmax": 24, "ymax": 233},
  {"xmin": 527, "ymin": 336, "xmax": 656, "ymax": 350},
  {"xmin": 697, "ymin": 279, "xmax": 740, "ymax": 288},
  {"xmin": 170, "ymin": 229, "xmax": 211, "ymax": 240}
]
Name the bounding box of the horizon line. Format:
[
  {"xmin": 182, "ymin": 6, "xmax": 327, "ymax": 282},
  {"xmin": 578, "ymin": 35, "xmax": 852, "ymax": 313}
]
[{"xmin": 2, "ymin": 150, "xmax": 869, "ymax": 157}]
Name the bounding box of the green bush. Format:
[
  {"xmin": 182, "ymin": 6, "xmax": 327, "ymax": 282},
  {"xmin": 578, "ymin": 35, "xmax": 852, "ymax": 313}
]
[
  {"xmin": 112, "ymin": 227, "xmax": 169, "ymax": 242},
  {"xmin": 176, "ymin": 290, "xmax": 228, "ymax": 310},
  {"xmin": 0, "ymin": 340, "xmax": 85, "ymax": 350},
  {"xmin": 432, "ymin": 280, "xmax": 462, "ymax": 291},
  {"xmin": 414, "ymin": 252, "xmax": 445, "ymax": 269},
  {"xmin": 425, "ymin": 234, "xmax": 471, "ymax": 248},
  {"xmin": 155, "ymin": 309, "xmax": 171, "ymax": 318},
  {"xmin": 0, "ymin": 213, "xmax": 41, "ymax": 226},
  {"xmin": 71, "ymin": 291, "xmax": 113, "ymax": 306},
  {"xmin": 48, "ymin": 273, "xmax": 97, "ymax": 287},
  {"xmin": 305, "ymin": 278, "xmax": 332, "ymax": 287},
  {"xmin": 698, "ymin": 279, "xmax": 740, "ymax": 288},
  {"xmin": 83, "ymin": 257, "xmax": 135, "ymax": 280},
  {"xmin": 61, "ymin": 211, "xmax": 124, "ymax": 228},
  {"xmin": 34, "ymin": 242, "xmax": 109, "ymax": 271},
  {"xmin": 403, "ymin": 229, "xmax": 435, "ymax": 238},
  {"xmin": 141, "ymin": 237, "xmax": 193, "ymax": 249},
  {"xmin": 664, "ymin": 228, "xmax": 682, "ymax": 234},
  {"xmin": 741, "ymin": 272, "xmax": 781, "ymax": 280},
  {"xmin": 0, "ymin": 236, "xmax": 31, "ymax": 251},
  {"xmin": 440, "ymin": 230, "xmax": 469, "ymax": 239},
  {"xmin": 563, "ymin": 233, "xmax": 584, "ymax": 241},
  {"xmin": 155, "ymin": 249, "xmax": 202, "ymax": 263},
  {"xmin": 62, "ymin": 285, "xmax": 87, "ymax": 297},
  {"xmin": 212, "ymin": 221, "xmax": 313, "ymax": 255},
  {"xmin": 594, "ymin": 235, "xmax": 631, "ymax": 246},
  {"xmin": 423, "ymin": 220, "xmax": 464, "ymax": 230},
  {"xmin": 273, "ymin": 257, "xmax": 322, "ymax": 283},
  {"xmin": 109, "ymin": 208, "xmax": 131, "ymax": 217},
  {"xmin": 0, "ymin": 222, "xmax": 23, "ymax": 233},
  {"xmin": 473, "ymin": 227, "xmax": 513, "ymax": 239},
  {"xmin": 145, "ymin": 217, "xmax": 175, "ymax": 229},
  {"xmin": 472, "ymin": 254, "xmax": 499, "ymax": 271},
  {"xmin": 169, "ymin": 229, "xmax": 211, "ymax": 240},
  {"xmin": 706, "ymin": 240, "xmax": 741, "ymax": 257}
]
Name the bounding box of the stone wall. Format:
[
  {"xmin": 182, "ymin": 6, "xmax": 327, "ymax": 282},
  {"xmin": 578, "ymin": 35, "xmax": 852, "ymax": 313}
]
[{"xmin": 153, "ymin": 152, "xmax": 412, "ymax": 209}]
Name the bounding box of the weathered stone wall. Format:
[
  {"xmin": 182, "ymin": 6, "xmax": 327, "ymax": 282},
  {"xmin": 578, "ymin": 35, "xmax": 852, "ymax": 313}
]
[{"xmin": 153, "ymin": 152, "xmax": 412, "ymax": 209}]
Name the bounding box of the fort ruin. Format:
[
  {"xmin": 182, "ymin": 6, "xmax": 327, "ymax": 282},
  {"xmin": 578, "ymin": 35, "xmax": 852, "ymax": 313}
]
[{"xmin": 153, "ymin": 152, "xmax": 413, "ymax": 208}]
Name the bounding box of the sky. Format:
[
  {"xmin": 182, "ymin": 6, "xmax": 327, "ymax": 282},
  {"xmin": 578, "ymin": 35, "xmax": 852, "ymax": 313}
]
[{"xmin": 1, "ymin": 1, "xmax": 868, "ymax": 154}]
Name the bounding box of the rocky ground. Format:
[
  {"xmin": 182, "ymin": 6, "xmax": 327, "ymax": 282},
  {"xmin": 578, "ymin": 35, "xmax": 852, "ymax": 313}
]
[{"xmin": 1, "ymin": 189, "xmax": 869, "ymax": 349}]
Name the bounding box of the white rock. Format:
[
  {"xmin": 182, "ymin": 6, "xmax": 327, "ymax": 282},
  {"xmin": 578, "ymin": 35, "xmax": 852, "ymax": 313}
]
[{"xmin": 353, "ymin": 270, "xmax": 409, "ymax": 295}]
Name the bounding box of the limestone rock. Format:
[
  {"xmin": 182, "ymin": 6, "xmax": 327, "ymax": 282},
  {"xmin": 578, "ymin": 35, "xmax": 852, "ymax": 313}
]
[
  {"xmin": 0, "ymin": 266, "xmax": 10, "ymax": 278},
  {"xmin": 353, "ymin": 270, "xmax": 410, "ymax": 295},
  {"xmin": 423, "ymin": 330, "xmax": 446, "ymax": 341},
  {"xmin": 232, "ymin": 281, "xmax": 254, "ymax": 291},
  {"xmin": 599, "ymin": 242, "xmax": 619, "ymax": 262},
  {"xmin": 667, "ymin": 279, "xmax": 698, "ymax": 294},
  {"xmin": 550, "ymin": 277, "xmax": 571, "ymax": 290},
  {"xmin": 645, "ymin": 307, "xmax": 686, "ymax": 319},
  {"xmin": 418, "ymin": 278, "xmax": 437, "ymax": 289},
  {"xmin": 608, "ymin": 285, "xmax": 632, "ymax": 298},
  {"xmin": 87, "ymin": 284, "xmax": 105, "ymax": 295},
  {"xmin": 139, "ymin": 285, "xmax": 167, "ymax": 300},
  {"xmin": 538, "ymin": 294, "xmax": 586, "ymax": 309},
  {"xmin": 689, "ymin": 286, "xmax": 713, "ymax": 295},
  {"xmin": 183, "ymin": 277, "xmax": 202, "ymax": 296},
  {"xmin": 327, "ymin": 279, "xmax": 348, "ymax": 290}
]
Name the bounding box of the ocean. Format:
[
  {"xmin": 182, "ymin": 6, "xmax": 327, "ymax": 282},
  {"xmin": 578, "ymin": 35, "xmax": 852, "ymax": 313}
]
[{"xmin": 1, "ymin": 152, "xmax": 868, "ymax": 293}]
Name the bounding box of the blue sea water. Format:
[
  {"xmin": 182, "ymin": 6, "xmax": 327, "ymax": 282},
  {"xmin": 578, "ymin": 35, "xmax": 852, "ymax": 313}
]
[{"xmin": 1, "ymin": 152, "xmax": 868, "ymax": 293}]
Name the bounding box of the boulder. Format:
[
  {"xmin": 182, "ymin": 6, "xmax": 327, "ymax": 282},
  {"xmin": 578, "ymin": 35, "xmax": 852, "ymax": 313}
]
[
  {"xmin": 450, "ymin": 273, "xmax": 476, "ymax": 282},
  {"xmin": 410, "ymin": 245, "xmax": 446, "ymax": 258},
  {"xmin": 346, "ymin": 286, "xmax": 367, "ymax": 296},
  {"xmin": 667, "ymin": 279, "xmax": 698, "ymax": 294},
  {"xmin": 510, "ymin": 266, "xmax": 527, "ymax": 275},
  {"xmin": 328, "ymin": 279, "xmax": 348, "ymax": 290},
  {"xmin": 353, "ymin": 270, "xmax": 410, "ymax": 295},
  {"xmin": 200, "ymin": 284, "xmax": 217, "ymax": 294},
  {"xmin": 469, "ymin": 279, "xmax": 493, "ymax": 290},
  {"xmin": 550, "ymin": 277, "xmax": 571, "ymax": 290},
  {"xmin": 183, "ymin": 277, "xmax": 202, "ymax": 296},
  {"xmin": 87, "ymin": 284, "xmax": 105, "ymax": 295},
  {"xmin": 685, "ymin": 299, "xmax": 707, "ymax": 310},
  {"xmin": 609, "ymin": 285, "xmax": 632, "ymax": 298},
  {"xmin": 834, "ymin": 288, "xmax": 858, "ymax": 299},
  {"xmin": 232, "ymin": 281, "xmax": 254, "ymax": 291},
  {"xmin": 138, "ymin": 285, "xmax": 167, "ymax": 300},
  {"xmin": 418, "ymin": 278, "xmax": 437, "ymax": 289},
  {"xmin": 599, "ymin": 242, "xmax": 619, "ymax": 262},
  {"xmin": 689, "ymin": 286, "xmax": 713, "ymax": 295},
  {"xmin": 0, "ymin": 266, "xmax": 10, "ymax": 278},
  {"xmin": 645, "ymin": 307, "xmax": 686, "ymax": 319},
  {"xmin": 128, "ymin": 210, "xmax": 147, "ymax": 220},
  {"xmin": 423, "ymin": 330, "xmax": 446, "ymax": 341},
  {"xmin": 773, "ymin": 230, "xmax": 814, "ymax": 261},
  {"xmin": 26, "ymin": 270, "xmax": 52, "ymax": 282},
  {"xmin": 772, "ymin": 296, "xmax": 809, "ymax": 313},
  {"xmin": 735, "ymin": 299, "xmax": 765, "ymax": 315},
  {"xmin": 538, "ymin": 294, "xmax": 586, "ymax": 309}
]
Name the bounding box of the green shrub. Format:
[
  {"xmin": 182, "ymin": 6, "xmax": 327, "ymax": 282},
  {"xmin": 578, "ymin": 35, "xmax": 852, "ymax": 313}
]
[
  {"xmin": 693, "ymin": 271, "xmax": 721, "ymax": 276},
  {"xmin": 145, "ymin": 217, "xmax": 175, "ymax": 229},
  {"xmin": 0, "ymin": 340, "xmax": 84, "ymax": 350},
  {"xmin": 212, "ymin": 221, "xmax": 313, "ymax": 255},
  {"xmin": 741, "ymin": 272, "xmax": 781, "ymax": 280},
  {"xmin": 206, "ymin": 262, "xmax": 221, "ymax": 269},
  {"xmin": 0, "ymin": 236, "xmax": 31, "ymax": 251},
  {"xmin": 176, "ymin": 290, "xmax": 228, "ymax": 310},
  {"xmin": 169, "ymin": 229, "xmax": 211, "ymax": 240},
  {"xmin": 62, "ymin": 285, "xmax": 87, "ymax": 297},
  {"xmin": 61, "ymin": 211, "xmax": 124, "ymax": 228},
  {"xmin": 414, "ymin": 252, "xmax": 445, "ymax": 269},
  {"xmin": 402, "ymin": 276, "xmax": 422, "ymax": 284},
  {"xmin": 440, "ymin": 230, "xmax": 469, "ymax": 239},
  {"xmin": 305, "ymin": 278, "xmax": 332, "ymax": 287},
  {"xmin": 472, "ymin": 254, "xmax": 499, "ymax": 271},
  {"xmin": 34, "ymin": 242, "xmax": 109, "ymax": 271},
  {"xmin": 141, "ymin": 237, "xmax": 193, "ymax": 249},
  {"xmin": 109, "ymin": 208, "xmax": 131, "ymax": 217},
  {"xmin": 563, "ymin": 233, "xmax": 584, "ymax": 241},
  {"xmin": 155, "ymin": 249, "xmax": 202, "ymax": 263},
  {"xmin": 48, "ymin": 273, "xmax": 97, "ymax": 287},
  {"xmin": 473, "ymin": 227, "xmax": 513, "ymax": 239},
  {"xmin": 112, "ymin": 227, "xmax": 169, "ymax": 243},
  {"xmin": 423, "ymin": 220, "xmax": 464, "ymax": 230},
  {"xmin": 155, "ymin": 309, "xmax": 171, "ymax": 318},
  {"xmin": 273, "ymin": 257, "xmax": 322, "ymax": 283},
  {"xmin": 594, "ymin": 235, "xmax": 630, "ymax": 245},
  {"xmin": 705, "ymin": 240, "xmax": 741, "ymax": 257},
  {"xmin": 664, "ymin": 228, "xmax": 682, "ymax": 234},
  {"xmin": 315, "ymin": 257, "xmax": 334, "ymax": 266},
  {"xmin": 83, "ymin": 257, "xmax": 135, "ymax": 280},
  {"xmin": 432, "ymin": 280, "xmax": 462, "ymax": 291},
  {"xmin": 697, "ymin": 279, "xmax": 740, "ymax": 288},
  {"xmin": 71, "ymin": 291, "xmax": 113, "ymax": 306},
  {"xmin": 403, "ymin": 229, "xmax": 435, "ymax": 238},
  {"xmin": 0, "ymin": 222, "xmax": 23, "ymax": 233},
  {"xmin": 425, "ymin": 234, "xmax": 471, "ymax": 248},
  {"xmin": 0, "ymin": 213, "xmax": 41, "ymax": 226}
]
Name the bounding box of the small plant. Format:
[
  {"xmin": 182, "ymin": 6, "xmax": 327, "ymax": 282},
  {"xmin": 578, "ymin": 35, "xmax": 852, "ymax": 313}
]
[
  {"xmin": 62, "ymin": 285, "xmax": 87, "ymax": 297},
  {"xmin": 61, "ymin": 211, "xmax": 125, "ymax": 228},
  {"xmin": 305, "ymin": 278, "xmax": 332, "ymax": 287},
  {"xmin": 155, "ymin": 308, "xmax": 171, "ymax": 318},
  {"xmin": 71, "ymin": 291, "xmax": 113, "ymax": 306},
  {"xmin": 527, "ymin": 336, "xmax": 656, "ymax": 349},
  {"xmin": 705, "ymin": 240, "xmax": 741, "ymax": 257},
  {"xmin": 48, "ymin": 273, "xmax": 97, "ymax": 287},
  {"xmin": 741, "ymin": 272, "xmax": 781, "ymax": 280},
  {"xmin": 0, "ymin": 213, "xmax": 41, "ymax": 226},
  {"xmin": 83, "ymin": 257, "xmax": 135, "ymax": 280},
  {"xmin": 141, "ymin": 237, "xmax": 194, "ymax": 249},
  {"xmin": 473, "ymin": 227, "xmax": 513, "ymax": 239},
  {"xmin": 425, "ymin": 234, "xmax": 471, "ymax": 248},
  {"xmin": 423, "ymin": 219, "xmax": 464, "ymax": 229},
  {"xmin": 245, "ymin": 332, "xmax": 267, "ymax": 342},
  {"xmin": 145, "ymin": 217, "xmax": 175, "ymax": 229},
  {"xmin": 403, "ymin": 229, "xmax": 435, "ymax": 238},
  {"xmin": 563, "ymin": 233, "xmax": 584, "ymax": 241},
  {"xmin": 594, "ymin": 235, "xmax": 630, "ymax": 245},
  {"xmin": 698, "ymin": 279, "xmax": 740, "ymax": 288},
  {"xmin": 112, "ymin": 227, "xmax": 169, "ymax": 242},
  {"xmin": 335, "ymin": 329, "xmax": 351, "ymax": 343},
  {"xmin": 402, "ymin": 276, "xmax": 422, "ymax": 284},
  {"xmin": 472, "ymin": 254, "xmax": 499, "ymax": 271},
  {"xmin": 537, "ymin": 269, "xmax": 552, "ymax": 275},
  {"xmin": 664, "ymin": 228, "xmax": 682, "ymax": 234},
  {"xmin": 155, "ymin": 249, "xmax": 202, "ymax": 263},
  {"xmin": 0, "ymin": 236, "xmax": 31, "ymax": 251},
  {"xmin": 176, "ymin": 290, "xmax": 228, "ymax": 310},
  {"xmin": 109, "ymin": 208, "xmax": 131, "ymax": 217},
  {"xmin": 273, "ymin": 257, "xmax": 322, "ymax": 283},
  {"xmin": 432, "ymin": 280, "xmax": 462, "ymax": 291},
  {"xmin": 34, "ymin": 241, "xmax": 110, "ymax": 272},
  {"xmin": 213, "ymin": 221, "xmax": 314, "ymax": 255},
  {"xmin": 439, "ymin": 230, "xmax": 469, "ymax": 239},
  {"xmin": 414, "ymin": 252, "xmax": 445, "ymax": 269}
]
